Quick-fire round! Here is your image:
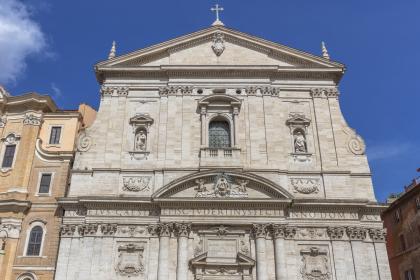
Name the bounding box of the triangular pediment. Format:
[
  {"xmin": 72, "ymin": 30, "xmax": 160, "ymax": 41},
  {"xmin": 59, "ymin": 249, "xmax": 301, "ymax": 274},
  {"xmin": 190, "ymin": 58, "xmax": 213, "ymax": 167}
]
[
  {"xmin": 97, "ymin": 26, "xmax": 343, "ymax": 70},
  {"xmin": 152, "ymin": 170, "xmax": 293, "ymax": 200}
]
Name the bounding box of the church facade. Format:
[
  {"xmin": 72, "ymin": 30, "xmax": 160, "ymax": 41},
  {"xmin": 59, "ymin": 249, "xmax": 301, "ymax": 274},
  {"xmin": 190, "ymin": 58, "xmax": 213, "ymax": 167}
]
[{"xmin": 54, "ymin": 24, "xmax": 391, "ymax": 280}]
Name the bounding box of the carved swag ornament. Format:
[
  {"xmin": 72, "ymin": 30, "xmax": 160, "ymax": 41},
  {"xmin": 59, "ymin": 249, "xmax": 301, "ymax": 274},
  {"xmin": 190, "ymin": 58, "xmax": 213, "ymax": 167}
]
[
  {"xmin": 290, "ymin": 178, "xmax": 320, "ymax": 194},
  {"xmin": 122, "ymin": 176, "xmax": 151, "ymax": 192}
]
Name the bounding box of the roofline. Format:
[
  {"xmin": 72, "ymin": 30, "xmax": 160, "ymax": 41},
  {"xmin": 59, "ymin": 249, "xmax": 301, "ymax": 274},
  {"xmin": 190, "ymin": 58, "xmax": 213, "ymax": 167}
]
[
  {"xmin": 382, "ymin": 182, "xmax": 420, "ymax": 214},
  {"xmin": 2, "ymin": 92, "xmax": 58, "ymax": 112}
]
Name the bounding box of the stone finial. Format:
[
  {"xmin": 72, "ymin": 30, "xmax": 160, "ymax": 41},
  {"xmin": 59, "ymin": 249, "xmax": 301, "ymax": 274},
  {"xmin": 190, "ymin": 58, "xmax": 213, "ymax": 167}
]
[
  {"xmin": 321, "ymin": 41, "xmax": 330, "ymax": 60},
  {"xmin": 108, "ymin": 41, "xmax": 116, "ymax": 59}
]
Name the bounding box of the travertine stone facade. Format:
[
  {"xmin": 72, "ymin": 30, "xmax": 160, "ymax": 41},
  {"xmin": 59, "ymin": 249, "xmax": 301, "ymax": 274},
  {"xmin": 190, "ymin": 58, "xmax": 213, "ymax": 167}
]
[
  {"xmin": 55, "ymin": 26, "xmax": 391, "ymax": 280},
  {"xmin": 0, "ymin": 86, "xmax": 96, "ymax": 280}
]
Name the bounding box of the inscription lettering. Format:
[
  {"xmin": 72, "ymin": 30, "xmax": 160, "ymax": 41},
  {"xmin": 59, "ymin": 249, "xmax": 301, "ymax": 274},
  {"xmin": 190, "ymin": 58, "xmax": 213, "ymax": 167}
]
[
  {"xmin": 161, "ymin": 208, "xmax": 282, "ymax": 217},
  {"xmin": 290, "ymin": 211, "xmax": 358, "ymax": 220}
]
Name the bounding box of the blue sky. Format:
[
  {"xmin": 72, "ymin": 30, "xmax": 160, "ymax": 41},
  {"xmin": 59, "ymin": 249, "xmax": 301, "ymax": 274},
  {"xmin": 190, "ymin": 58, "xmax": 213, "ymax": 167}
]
[{"xmin": 1, "ymin": 0, "xmax": 419, "ymax": 201}]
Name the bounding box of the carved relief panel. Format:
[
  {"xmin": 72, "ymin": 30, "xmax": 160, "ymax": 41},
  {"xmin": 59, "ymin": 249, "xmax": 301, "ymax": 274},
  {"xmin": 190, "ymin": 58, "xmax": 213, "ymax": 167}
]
[
  {"xmin": 115, "ymin": 242, "xmax": 146, "ymax": 278},
  {"xmin": 289, "ymin": 177, "xmax": 323, "ymax": 197},
  {"xmin": 119, "ymin": 175, "xmax": 153, "ymax": 196},
  {"xmin": 194, "ymin": 174, "xmax": 248, "ymax": 198},
  {"xmin": 298, "ymin": 246, "xmax": 331, "ymax": 280}
]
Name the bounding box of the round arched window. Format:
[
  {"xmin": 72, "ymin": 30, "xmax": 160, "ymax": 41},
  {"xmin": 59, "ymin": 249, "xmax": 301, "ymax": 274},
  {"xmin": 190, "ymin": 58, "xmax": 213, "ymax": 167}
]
[
  {"xmin": 26, "ymin": 226, "xmax": 43, "ymax": 256},
  {"xmin": 209, "ymin": 120, "xmax": 231, "ymax": 148}
]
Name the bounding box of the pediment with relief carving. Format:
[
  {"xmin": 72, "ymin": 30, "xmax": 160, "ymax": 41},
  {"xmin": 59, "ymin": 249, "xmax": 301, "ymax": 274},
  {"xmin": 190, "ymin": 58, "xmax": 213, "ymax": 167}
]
[
  {"xmin": 96, "ymin": 26, "xmax": 343, "ymax": 72},
  {"xmin": 152, "ymin": 170, "xmax": 292, "ymax": 199}
]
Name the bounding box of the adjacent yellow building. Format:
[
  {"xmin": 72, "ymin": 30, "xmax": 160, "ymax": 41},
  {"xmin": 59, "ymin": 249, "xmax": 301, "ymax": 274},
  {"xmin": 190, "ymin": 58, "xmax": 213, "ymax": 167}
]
[{"xmin": 0, "ymin": 86, "xmax": 95, "ymax": 280}]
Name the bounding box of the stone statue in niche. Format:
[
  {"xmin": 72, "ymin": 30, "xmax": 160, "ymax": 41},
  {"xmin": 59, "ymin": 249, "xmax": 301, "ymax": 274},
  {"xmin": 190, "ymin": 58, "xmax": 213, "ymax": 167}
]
[
  {"xmin": 135, "ymin": 129, "xmax": 147, "ymax": 151},
  {"xmin": 294, "ymin": 130, "xmax": 307, "ymax": 153}
]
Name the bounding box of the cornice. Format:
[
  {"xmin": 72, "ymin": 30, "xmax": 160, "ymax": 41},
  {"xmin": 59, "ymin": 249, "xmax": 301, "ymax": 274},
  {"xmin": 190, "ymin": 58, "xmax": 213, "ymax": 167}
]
[
  {"xmin": 70, "ymin": 167, "xmax": 372, "ymax": 178},
  {"xmin": 0, "ymin": 199, "xmax": 31, "ymax": 213},
  {"xmin": 96, "ymin": 67, "xmax": 343, "ymax": 84},
  {"xmin": 3, "ymin": 93, "xmax": 57, "ymax": 112},
  {"xmin": 43, "ymin": 112, "xmax": 81, "ymax": 118}
]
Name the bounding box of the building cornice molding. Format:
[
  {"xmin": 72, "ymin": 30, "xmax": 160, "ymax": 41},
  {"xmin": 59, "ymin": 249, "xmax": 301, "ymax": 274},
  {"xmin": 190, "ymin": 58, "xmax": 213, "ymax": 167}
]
[
  {"xmin": 0, "ymin": 199, "xmax": 31, "ymax": 213},
  {"xmin": 1, "ymin": 93, "xmax": 57, "ymax": 113}
]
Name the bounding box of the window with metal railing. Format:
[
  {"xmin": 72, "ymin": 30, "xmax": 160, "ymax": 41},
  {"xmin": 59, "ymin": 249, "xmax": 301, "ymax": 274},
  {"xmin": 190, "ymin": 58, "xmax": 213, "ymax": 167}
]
[{"xmin": 209, "ymin": 120, "xmax": 230, "ymax": 148}]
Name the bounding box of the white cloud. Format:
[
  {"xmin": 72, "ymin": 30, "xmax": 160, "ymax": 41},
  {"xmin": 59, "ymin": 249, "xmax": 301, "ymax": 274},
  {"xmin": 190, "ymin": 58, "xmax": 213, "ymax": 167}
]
[
  {"xmin": 0, "ymin": 0, "xmax": 47, "ymax": 84},
  {"xmin": 50, "ymin": 82, "xmax": 61, "ymax": 99},
  {"xmin": 367, "ymin": 141, "xmax": 414, "ymax": 161}
]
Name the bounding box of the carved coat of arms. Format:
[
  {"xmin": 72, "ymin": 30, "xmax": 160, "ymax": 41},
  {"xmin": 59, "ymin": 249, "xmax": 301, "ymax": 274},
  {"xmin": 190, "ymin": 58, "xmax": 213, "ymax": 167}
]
[
  {"xmin": 116, "ymin": 243, "xmax": 145, "ymax": 276},
  {"xmin": 194, "ymin": 174, "xmax": 248, "ymax": 198},
  {"xmin": 212, "ymin": 32, "xmax": 225, "ymax": 56},
  {"xmin": 300, "ymin": 247, "xmax": 330, "ymax": 280}
]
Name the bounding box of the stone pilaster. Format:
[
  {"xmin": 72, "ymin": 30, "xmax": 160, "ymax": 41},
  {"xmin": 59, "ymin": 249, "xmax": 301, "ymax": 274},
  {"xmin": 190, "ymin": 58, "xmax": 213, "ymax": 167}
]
[
  {"xmin": 327, "ymin": 227, "xmax": 356, "ymax": 280},
  {"xmin": 252, "ymin": 224, "xmax": 268, "ymax": 280},
  {"xmin": 271, "ymin": 224, "xmax": 287, "ymax": 280},
  {"xmin": 174, "ymin": 223, "xmax": 191, "ymax": 280},
  {"xmin": 155, "ymin": 223, "xmax": 173, "ymax": 280}
]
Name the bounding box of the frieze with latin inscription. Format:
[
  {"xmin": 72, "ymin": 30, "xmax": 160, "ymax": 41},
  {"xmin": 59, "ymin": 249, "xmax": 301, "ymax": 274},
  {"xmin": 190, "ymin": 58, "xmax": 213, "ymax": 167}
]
[{"xmin": 161, "ymin": 208, "xmax": 283, "ymax": 217}]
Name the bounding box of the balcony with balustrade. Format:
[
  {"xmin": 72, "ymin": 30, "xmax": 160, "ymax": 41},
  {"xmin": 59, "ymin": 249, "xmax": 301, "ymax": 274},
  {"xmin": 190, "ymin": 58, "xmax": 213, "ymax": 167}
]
[{"xmin": 199, "ymin": 147, "xmax": 241, "ymax": 167}]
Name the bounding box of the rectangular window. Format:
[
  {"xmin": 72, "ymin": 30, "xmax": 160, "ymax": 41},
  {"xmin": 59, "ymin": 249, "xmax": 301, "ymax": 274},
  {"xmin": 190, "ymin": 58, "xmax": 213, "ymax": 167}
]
[
  {"xmin": 2, "ymin": 145, "xmax": 16, "ymax": 168},
  {"xmin": 405, "ymin": 269, "xmax": 416, "ymax": 280},
  {"xmin": 49, "ymin": 126, "xmax": 61, "ymax": 144},
  {"xmin": 38, "ymin": 174, "xmax": 52, "ymax": 194},
  {"xmin": 400, "ymin": 234, "xmax": 406, "ymax": 251}
]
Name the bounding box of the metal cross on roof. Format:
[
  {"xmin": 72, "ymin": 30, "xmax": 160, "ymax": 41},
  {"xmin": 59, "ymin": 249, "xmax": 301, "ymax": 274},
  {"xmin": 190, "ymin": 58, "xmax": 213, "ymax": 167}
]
[{"xmin": 211, "ymin": 4, "xmax": 224, "ymax": 26}]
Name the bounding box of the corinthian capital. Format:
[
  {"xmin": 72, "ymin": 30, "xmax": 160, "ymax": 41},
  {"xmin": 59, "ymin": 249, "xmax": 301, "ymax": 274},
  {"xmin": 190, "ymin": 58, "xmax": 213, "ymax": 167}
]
[
  {"xmin": 158, "ymin": 223, "xmax": 173, "ymax": 237},
  {"xmin": 252, "ymin": 224, "xmax": 268, "ymax": 238},
  {"xmin": 174, "ymin": 223, "xmax": 192, "ymax": 238},
  {"xmin": 271, "ymin": 224, "xmax": 286, "ymax": 239},
  {"xmin": 327, "ymin": 227, "xmax": 345, "ymax": 240},
  {"xmin": 368, "ymin": 228, "xmax": 386, "ymax": 242},
  {"xmin": 346, "ymin": 227, "xmax": 367, "ymax": 241},
  {"xmin": 147, "ymin": 224, "xmax": 160, "ymax": 236}
]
